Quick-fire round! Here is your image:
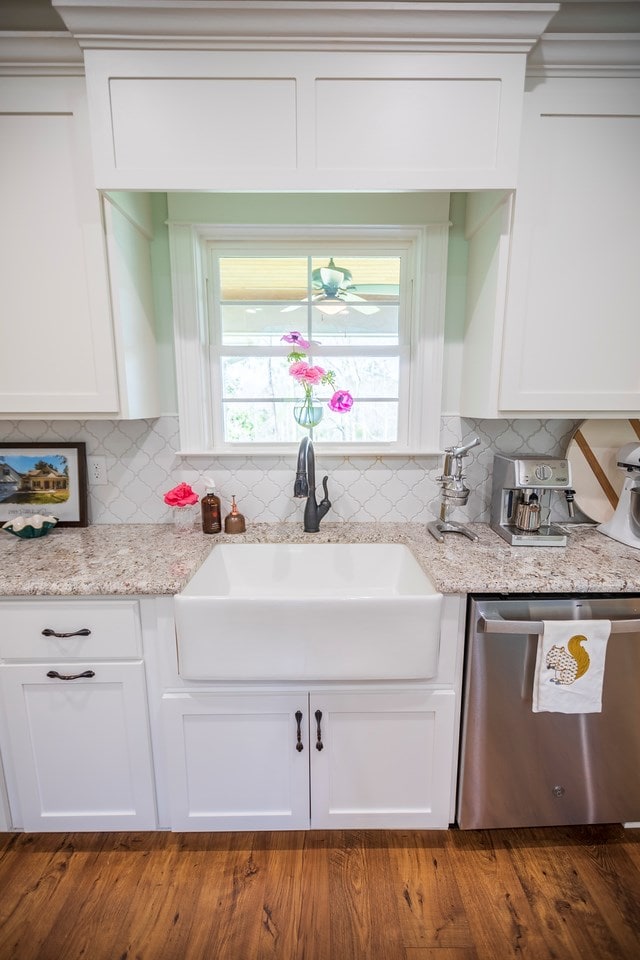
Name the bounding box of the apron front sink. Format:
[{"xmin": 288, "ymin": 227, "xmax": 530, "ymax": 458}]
[{"xmin": 174, "ymin": 543, "xmax": 442, "ymax": 681}]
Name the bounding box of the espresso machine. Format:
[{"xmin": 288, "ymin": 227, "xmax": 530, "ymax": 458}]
[
  {"xmin": 597, "ymin": 442, "xmax": 640, "ymax": 549},
  {"xmin": 490, "ymin": 454, "xmax": 573, "ymax": 546}
]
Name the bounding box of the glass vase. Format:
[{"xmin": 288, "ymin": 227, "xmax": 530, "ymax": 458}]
[
  {"xmin": 172, "ymin": 504, "xmax": 200, "ymax": 530},
  {"xmin": 294, "ymin": 399, "xmax": 324, "ymax": 429}
]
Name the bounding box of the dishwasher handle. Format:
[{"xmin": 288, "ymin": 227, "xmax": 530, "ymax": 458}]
[{"xmin": 478, "ymin": 615, "xmax": 640, "ymax": 636}]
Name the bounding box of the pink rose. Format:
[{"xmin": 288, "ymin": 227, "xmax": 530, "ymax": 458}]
[
  {"xmin": 289, "ymin": 361, "xmax": 326, "ymax": 386},
  {"xmin": 164, "ymin": 482, "xmax": 199, "ymax": 507},
  {"xmin": 289, "ymin": 360, "xmax": 311, "ymax": 381},
  {"xmin": 328, "ymin": 390, "xmax": 354, "ymax": 413},
  {"xmin": 301, "ymin": 365, "xmax": 326, "ymax": 386}
]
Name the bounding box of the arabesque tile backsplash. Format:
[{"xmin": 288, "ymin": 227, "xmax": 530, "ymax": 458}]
[{"xmin": 0, "ymin": 416, "xmax": 578, "ymax": 525}]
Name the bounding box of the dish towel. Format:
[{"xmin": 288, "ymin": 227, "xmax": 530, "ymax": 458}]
[{"xmin": 532, "ymin": 619, "xmax": 611, "ymax": 714}]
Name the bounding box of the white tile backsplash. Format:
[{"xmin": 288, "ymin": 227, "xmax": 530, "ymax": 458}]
[{"xmin": 0, "ymin": 416, "xmax": 578, "ymax": 525}]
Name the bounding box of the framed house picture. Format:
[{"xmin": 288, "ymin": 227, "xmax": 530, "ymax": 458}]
[{"xmin": 0, "ymin": 442, "xmax": 88, "ymax": 527}]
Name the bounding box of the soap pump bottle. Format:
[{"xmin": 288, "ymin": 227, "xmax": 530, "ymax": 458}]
[
  {"xmin": 201, "ymin": 480, "xmax": 222, "ymax": 534},
  {"xmin": 224, "ymin": 495, "xmax": 246, "ymax": 534}
]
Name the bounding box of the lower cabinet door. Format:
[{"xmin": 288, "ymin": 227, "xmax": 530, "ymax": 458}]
[
  {"xmin": 162, "ymin": 692, "xmax": 310, "ymax": 831},
  {"xmin": 309, "ymin": 689, "xmax": 456, "ymax": 830},
  {"xmin": 0, "ymin": 662, "xmax": 157, "ymax": 831}
]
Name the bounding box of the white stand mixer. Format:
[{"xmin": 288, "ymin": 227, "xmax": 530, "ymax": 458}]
[{"xmin": 597, "ymin": 442, "xmax": 640, "ymax": 549}]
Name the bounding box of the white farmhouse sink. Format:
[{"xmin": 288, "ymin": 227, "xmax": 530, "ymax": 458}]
[{"xmin": 174, "ymin": 543, "xmax": 442, "ymax": 681}]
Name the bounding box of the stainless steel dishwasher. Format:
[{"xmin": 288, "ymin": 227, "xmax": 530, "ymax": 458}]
[{"xmin": 457, "ymin": 594, "xmax": 640, "ymax": 830}]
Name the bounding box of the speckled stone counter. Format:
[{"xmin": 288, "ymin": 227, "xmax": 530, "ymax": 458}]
[{"xmin": 1, "ymin": 521, "xmax": 640, "ymax": 597}]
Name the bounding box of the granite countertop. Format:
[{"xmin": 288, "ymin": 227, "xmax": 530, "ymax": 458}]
[{"xmin": 1, "ymin": 521, "xmax": 640, "ymax": 598}]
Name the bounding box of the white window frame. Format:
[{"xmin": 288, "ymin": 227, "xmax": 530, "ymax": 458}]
[{"xmin": 169, "ymin": 222, "xmax": 448, "ymax": 456}]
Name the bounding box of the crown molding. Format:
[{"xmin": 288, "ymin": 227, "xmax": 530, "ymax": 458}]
[
  {"xmin": 0, "ymin": 32, "xmax": 84, "ymax": 75},
  {"xmin": 51, "ymin": 1, "xmax": 559, "ymax": 53},
  {"xmin": 527, "ymin": 32, "xmax": 640, "ymax": 76}
]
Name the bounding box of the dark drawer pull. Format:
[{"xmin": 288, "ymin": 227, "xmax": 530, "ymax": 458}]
[
  {"xmin": 42, "ymin": 628, "xmax": 91, "ymax": 639},
  {"xmin": 46, "ymin": 670, "xmax": 95, "ymax": 681},
  {"xmin": 295, "ymin": 710, "xmax": 304, "ymax": 752},
  {"xmin": 315, "ymin": 709, "xmax": 324, "ymax": 752}
]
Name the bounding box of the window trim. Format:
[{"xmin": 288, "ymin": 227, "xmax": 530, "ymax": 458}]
[{"xmin": 169, "ymin": 222, "xmax": 449, "ymax": 456}]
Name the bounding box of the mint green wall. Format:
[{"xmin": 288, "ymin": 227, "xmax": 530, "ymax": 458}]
[
  {"xmin": 149, "ymin": 194, "xmax": 176, "ymax": 414},
  {"xmin": 166, "ymin": 192, "xmax": 450, "ymax": 225},
  {"xmin": 443, "ymin": 194, "xmax": 468, "ymax": 415},
  {"xmin": 150, "ymin": 192, "xmax": 468, "ymax": 414}
]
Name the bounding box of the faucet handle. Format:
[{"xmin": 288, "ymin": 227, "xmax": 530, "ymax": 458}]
[{"xmin": 320, "ymin": 476, "xmax": 330, "ymax": 507}]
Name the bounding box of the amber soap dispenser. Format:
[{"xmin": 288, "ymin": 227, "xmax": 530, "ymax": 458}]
[
  {"xmin": 224, "ymin": 496, "xmax": 246, "ymax": 534},
  {"xmin": 201, "ymin": 481, "xmax": 222, "ymax": 534}
]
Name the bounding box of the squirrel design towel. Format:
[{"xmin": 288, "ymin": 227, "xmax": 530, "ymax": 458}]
[{"xmin": 532, "ymin": 619, "xmax": 611, "ymax": 714}]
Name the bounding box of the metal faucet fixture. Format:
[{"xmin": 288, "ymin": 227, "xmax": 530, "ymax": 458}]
[
  {"xmin": 428, "ymin": 436, "xmax": 480, "ymax": 543},
  {"xmin": 294, "ymin": 436, "xmax": 331, "ymax": 532}
]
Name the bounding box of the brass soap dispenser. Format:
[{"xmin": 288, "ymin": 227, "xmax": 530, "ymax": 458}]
[{"xmin": 224, "ymin": 495, "xmax": 246, "ymax": 534}]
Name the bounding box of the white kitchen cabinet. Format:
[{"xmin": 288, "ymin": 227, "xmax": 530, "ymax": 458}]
[
  {"xmin": 83, "ymin": 47, "xmax": 531, "ymax": 192},
  {"xmin": 461, "ymin": 76, "xmax": 640, "ymax": 417},
  {"xmin": 0, "ymin": 599, "xmax": 157, "ymax": 831},
  {"xmin": 0, "ymin": 662, "xmax": 157, "ymax": 832},
  {"xmin": 309, "ymin": 689, "xmax": 456, "ymax": 830},
  {"xmin": 0, "ymin": 758, "xmax": 10, "ymax": 832},
  {"xmin": 0, "ymin": 72, "xmax": 159, "ymax": 419},
  {"xmin": 68, "ymin": 2, "xmax": 559, "ymax": 191},
  {"xmin": 162, "ymin": 691, "xmax": 310, "ymax": 831},
  {"xmin": 162, "ymin": 687, "xmax": 456, "ymax": 831}
]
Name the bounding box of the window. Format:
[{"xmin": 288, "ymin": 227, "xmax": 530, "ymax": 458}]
[
  {"xmin": 170, "ymin": 222, "xmax": 448, "ymax": 455},
  {"xmin": 212, "ymin": 248, "xmax": 406, "ymax": 445}
]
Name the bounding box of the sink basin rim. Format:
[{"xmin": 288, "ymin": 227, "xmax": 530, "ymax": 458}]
[{"xmin": 179, "ymin": 541, "xmax": 438, "ymax": 599}]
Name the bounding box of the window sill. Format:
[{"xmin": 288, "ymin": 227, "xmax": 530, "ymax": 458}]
[{"xmin": 177, "ymin": 445, "xmax": 441, "ymax": 459}]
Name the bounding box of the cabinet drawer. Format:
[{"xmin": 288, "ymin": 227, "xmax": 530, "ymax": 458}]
[{"xmin": 0, "ymin": 601, "xmax": 141, "ymax": 660}]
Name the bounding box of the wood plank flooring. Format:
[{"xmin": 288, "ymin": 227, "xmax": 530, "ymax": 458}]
[{"xmin": 0, "ymin": 825, "xmax": 639, "ymax": 960}]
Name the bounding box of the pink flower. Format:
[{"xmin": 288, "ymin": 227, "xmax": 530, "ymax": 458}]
[
  {"xmin": 281, "ymin": 331, "xmax": 310, "ymax": 349},
  {"xmin": 289, "ymin": 360, "xmax": 310, "ymax": 380},
  {"xmin": 163, "ymin": 482, "xmax": 199, "ymax": 507},
  {"xmin": 289, "ymin": 361, "xmax": 326, "ymax": 386},
  {"xmin": 328, "ymin": 390, "xmax": 354, "ymax": 413},
  {"xmin": 282, "ymin": 330, "xmax": 351, "ymax": 423},
  {"xmin": 302, "ymin": 365, "xmax": 326, "ymax": 386}
]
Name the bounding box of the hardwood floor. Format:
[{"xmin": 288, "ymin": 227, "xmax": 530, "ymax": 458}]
[{"xmin": 0, "ymin": 825, "xmax": 639, "ymax": 960}]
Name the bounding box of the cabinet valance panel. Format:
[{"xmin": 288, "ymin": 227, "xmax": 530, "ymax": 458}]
[
  {"xmin": 109, "ymin": 77, "xmax": 298, "ymax": 173},
  {"xmin": 84, "ymin": 49, "xmax": 526, "ymax": 190},
  {"xmin": 314, "ymin": 77, "xmax": 502, "ymax": 174}
]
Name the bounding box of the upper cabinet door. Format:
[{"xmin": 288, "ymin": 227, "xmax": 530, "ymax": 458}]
[
  {"xmin": 498, "ymin": 77, "xmax": 640, "ymax": 414},
  {"xmin": 0, "ymin": 76, "xmax": 120, "ymax": 415},
  {"xmin": 83, "ymin": 49, "xmax": 527, "ymax": 191}
]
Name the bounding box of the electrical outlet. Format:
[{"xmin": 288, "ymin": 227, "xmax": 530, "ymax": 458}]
[{"xmin": 87, "ymin": 456, "xmax": 107, "ymax": 486}]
